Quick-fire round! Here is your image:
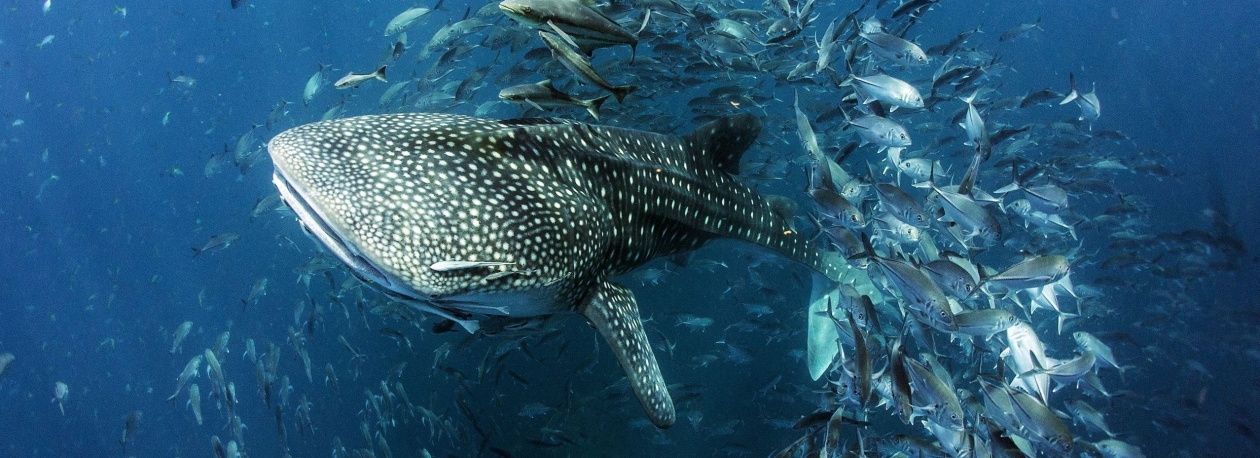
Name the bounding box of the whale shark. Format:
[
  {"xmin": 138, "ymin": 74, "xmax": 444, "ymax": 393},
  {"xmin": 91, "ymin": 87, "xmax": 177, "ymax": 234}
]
[{"xmin": 267, "ymin": 112, "xmax": 845, "ymax": 428}]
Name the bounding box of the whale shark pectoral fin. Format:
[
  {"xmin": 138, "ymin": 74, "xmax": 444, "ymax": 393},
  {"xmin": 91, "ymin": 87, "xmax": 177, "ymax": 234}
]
[{"xmin": 580, "ymin": 281, "xmax": 675, "ymax": 428}]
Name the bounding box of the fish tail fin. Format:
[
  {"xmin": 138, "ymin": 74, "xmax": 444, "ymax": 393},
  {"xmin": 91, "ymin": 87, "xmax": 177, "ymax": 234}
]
[
  {"xmin": 585, "ymin": 95, "xmax": 610, "ymax": 120},
  {"xmin": 1059, "ymin": 72, "xmax": 1079, "ymax": 105},
  {"xmin": 611, "ymin": 85, "xmax": 638, "ymax": 104},
  {"xmin": 960, "ymin": 89, "xmax": 979, "ymax": 106},
  {"xmin": 191, "ymin": 247, "xmax": 202, "ymax": 257},
  {"xmin": 374, "ymin": 66, "xmax": 388, "ymax": 83},
  {"xmin": 844, "ymin": 232, "xmax": 878, "ymax": 268},
  {"xmin": 1117, "ymin": 365, "xmax": 1135, "ymax": 384},
  {"xmin": 628, "ymin": 9, "xmax": 650, "ymax": 64},
  {"xmin": 1056, "ymin": 310, "xmax": 1077, "ymax": 336},
  {"xmin": 635, "ymin": 9, "xmax": 655, "ymax": 36}
]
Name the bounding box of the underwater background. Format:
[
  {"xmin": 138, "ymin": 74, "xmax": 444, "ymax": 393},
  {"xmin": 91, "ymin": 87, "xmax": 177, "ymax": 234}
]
[{"xmin": 0, "ymin": 0, "xmax": 1257, "ymax": 456}]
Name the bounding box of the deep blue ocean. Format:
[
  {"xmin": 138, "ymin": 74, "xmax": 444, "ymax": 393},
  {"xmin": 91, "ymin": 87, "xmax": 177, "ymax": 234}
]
[{"xmin": 1, "ymin": 0, "xmax": 1257, "ymax": 457}]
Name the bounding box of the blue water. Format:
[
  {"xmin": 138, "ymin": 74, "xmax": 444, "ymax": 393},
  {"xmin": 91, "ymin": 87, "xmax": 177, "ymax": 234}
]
[{"xmin": 1, "ymin": 0, "xmax": 1257, "ymax": 456}]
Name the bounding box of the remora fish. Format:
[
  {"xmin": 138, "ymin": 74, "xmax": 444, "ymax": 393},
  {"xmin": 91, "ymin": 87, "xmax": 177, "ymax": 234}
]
[
  {"xmin": 499, "ymin": 0, "xmax": 638, "ymax": 57},
  {"xmin": 498, "ymin": 79, "xmax": 610, "ymax": 120},
  {"xmin": 537, "ymin": 31, "xmax": 638, "ymax": 103},
  {"xmin": 267, "ymin": 112, "xmax": 847, "ymax": 428},
  {"xmin": 334, "ymin": 66, "xmax": 387, "ymax": 90}
]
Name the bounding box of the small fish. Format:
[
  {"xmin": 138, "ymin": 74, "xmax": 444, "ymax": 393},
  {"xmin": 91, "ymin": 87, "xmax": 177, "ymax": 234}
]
[
  {"xmin": 120, "ymin": 410, "xmax": 142, "ymax": 455},
  {"xmin": 53, "ymin": 381, "xmax": 69, "ymax": 415},
  {"xmin": 1060, "ymin": 72, "xmax": 1100, "ymax": 125},
  {"xmin": 429, "ymin": 260, "xmax": 516, "ymax": 271},
  {"xmin": 499, "ymin": 0, "xmax": 638, "ymax": 57},
  {"xmin": 188, "ymin": 383, "xmax": 203, "ymax": 425},
  {"xmin": 675, "ymin": 314, "xmax": 714, "ymax": 331},
  {"xmin": 847, "ymin": 74, "xmax": 924, "ymax": 110},
  {"xmin": 36, "ymin": 35, "xmax": 55, "ymax": 49},
  {"xmin": 243, "ymin": 277, "xmax": 268, "ymax": 309},
  {"xmin": 1091, "ymin": 439, "xmax": 1146, "ymax": 458},
  {"xmin": 168, "ymin": 73, "xmax": 197, "ymax": 87},
  {"xmin": 499, "ymin": 79, "xmax": 609, "ymax": 120},
  {"xmin": 170, "ymin": 321, "xmax": 193, "ymax": 354},
  {"xmin": 848, "ymin": 115, "xmax": 912, "ymax": 151},
  {"xmin": 0, "ymin": 353, "xmax": 14, "ymax": 378},
  {"xmin": 518, "ymin": 402, "xmax": 554, "ymax": 418},
  {"xmin": 1000, "ymin": 17, "xmax": 1042, "ymax": 42},
  {"xmin": 43, "ymin": 0, "xmax": 51, "ymax": 14},
  {"xmin": 302, "ymin": 63, "xmax": 326, "ymax": 106},
  {"xmin": 251, "ymin": 193, "xmax": 283, "ymax": 218},
  {"xmin": 192, "ymin": 233, "xmax": 239, "ymax": 256},
  {"xmin": 537, "ymin": 31, "xmax": 637, "ymax": 103},
  {"xmin": 325, "ymin": 363, "xmax": 340, "ymax": 395},
  {"xmin": 214, "ymin": 331, "xmax": 230, "ymax": 360},
  {"xmin": 204, "ymin": 349, "xmax": 226, "ymax": 394},
  {"xmin": 243, "ymin": 338, "xmax": 256, "ymax": 363},
  {"xmin": 334, "ymin": 66, "xmax": 387, "ymax": 89},
  {"xmin": 859, "ymin": 29, "xmax": 928, "ymax": 66},
  {"xmin": 952, "ymin": 309, "xmax": 1018, "ymax": 337},
  {"xmin": 385, "ymin": 5, "xmax": 437, "ymax": 36}
]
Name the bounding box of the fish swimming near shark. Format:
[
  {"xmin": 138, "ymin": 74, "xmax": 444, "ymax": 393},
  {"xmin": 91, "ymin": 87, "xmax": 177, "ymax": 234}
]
[{"xmin": 267, "ymin": 112, "xmax": 847, "ymax": 428}]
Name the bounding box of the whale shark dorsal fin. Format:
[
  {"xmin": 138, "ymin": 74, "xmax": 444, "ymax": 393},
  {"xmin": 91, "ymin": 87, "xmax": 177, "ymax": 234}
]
[
  {"xmin": 684, "ymin": 113, "xmax": 761, "ymax": 175},
  {"xmin": 580, "ymin": 281, "xmax": 675, "ymax": 428}
]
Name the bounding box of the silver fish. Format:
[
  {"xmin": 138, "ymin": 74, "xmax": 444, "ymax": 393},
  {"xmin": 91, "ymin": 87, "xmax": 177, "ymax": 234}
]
[
  {"xmin": 849, "ymin": 74, "xmax": 924, "ymax": 110},
  {"xmin": 385, "ymin": 6, "xmax": 436, "ymax": 36},
  {"xmin": 334, "ymin": 66, "xmax": 387, "ymax": 90},
  {"xmin": 1004, "ymin": 321, "xmax": 1050, "ymax": 405},
  {"xmin": 498, "ymin": 79, "xmax": 609, "ymax": 120},
  {"xmin": 167, "ymin": 354, "xmax": 202, "ymax": 402},
  {"xmin": 849, "ymin": 115, "xmax": 912, "ymax": 150},
  {"xmin": 499, "ymin": 0, "xmax": 637, "ymax": 56},
  {"xmin": 188, "ymin": 383, "xmax": 203, "ymax": 425},
  {"xmin": 193, "ymin": 233, "xmax": 239, "ymax": 256},
  {"xmin": 1060, "ymin": 72, "xmax": 1100, "ymax": 125},
  {"xmin": 859, "ymin": 30, "xmax": 929, "ymax": 66},
  {"xmin": 170, "ymin": 321, "xmax": 193, "ymax": 354},
  {"xmin": 537, "ymin": 31, "xmax": 637, "ymax": 103},
  {"xmin": 1092, "ymin": 439, "xmax": 1146, "ymax": 458},
  {"xmin": 302, "ymin": 63, "xmax": 325, "ymax": 106},
  {"xmin": 952, "ymin": 309, "xmax": 1018, "ymax": 338}
]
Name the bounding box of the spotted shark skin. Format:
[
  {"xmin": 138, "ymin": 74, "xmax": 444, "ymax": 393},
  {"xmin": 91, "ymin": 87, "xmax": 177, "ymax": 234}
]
[{"xmin": 268, "ymin": 112, "xmax": 843, "ymax": 428}]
